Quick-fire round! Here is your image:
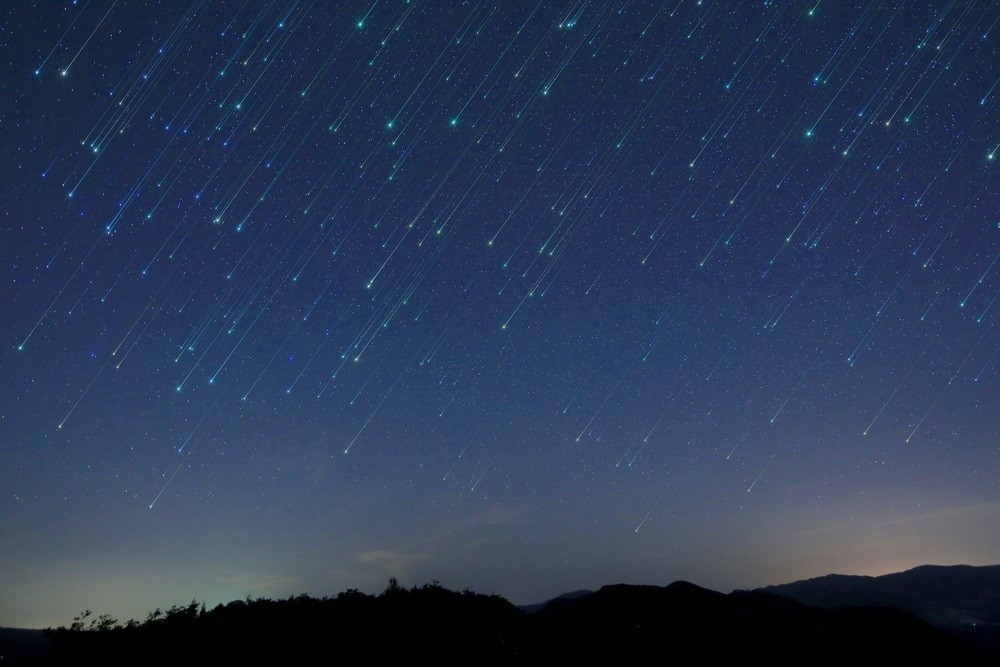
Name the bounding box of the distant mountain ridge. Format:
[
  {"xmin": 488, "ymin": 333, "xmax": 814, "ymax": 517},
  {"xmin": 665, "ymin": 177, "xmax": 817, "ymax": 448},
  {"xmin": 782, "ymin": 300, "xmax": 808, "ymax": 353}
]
[
  {"xmin": 757, "ymin": 564, "xmax": 1000, "ymax": 627},
  {"xmin": 758, "ymin": 564, "xmax": 1000, "ymax": 661},
  {"xmin": 526, "ymin": 579, "xmax": 987, "ymax": 662},
  {"xmin": 3, "ymin": 565, "xmax": 998, "ymax": 665},
  {"xmin": 518, "ymin": 588, "xmax": 594, "ymax": 614}
]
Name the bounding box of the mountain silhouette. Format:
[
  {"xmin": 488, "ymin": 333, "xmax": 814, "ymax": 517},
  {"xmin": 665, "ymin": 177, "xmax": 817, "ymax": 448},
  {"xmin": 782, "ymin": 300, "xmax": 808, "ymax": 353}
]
[
  {"xmin": 527, "ymin": 580, "xmax": 986, "ymax": 663},
  {"xmin": 2, "ymin": 569, "xmax": 996, "ymax": 665},
  {"xmin": 759, "ymin": 564, "xmax": 1000, "ymax": 660}
]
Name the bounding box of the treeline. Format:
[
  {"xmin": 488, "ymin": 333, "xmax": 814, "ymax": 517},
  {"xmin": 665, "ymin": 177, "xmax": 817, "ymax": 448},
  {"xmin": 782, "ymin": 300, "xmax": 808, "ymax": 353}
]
[
  {"xmin": 24, "ymin": 579, "xmax": 992, "ymax": 665},
  {"xmin": 41, "ymin": 579, "xmax": 526, "ymax": 664}
]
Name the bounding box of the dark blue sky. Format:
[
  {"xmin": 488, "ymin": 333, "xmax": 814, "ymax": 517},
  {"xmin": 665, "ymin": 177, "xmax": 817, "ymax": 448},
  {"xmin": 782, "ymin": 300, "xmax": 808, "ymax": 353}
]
[{"xmin": 2, "ymin": 0, "xmax": 998, "ymax": 629}]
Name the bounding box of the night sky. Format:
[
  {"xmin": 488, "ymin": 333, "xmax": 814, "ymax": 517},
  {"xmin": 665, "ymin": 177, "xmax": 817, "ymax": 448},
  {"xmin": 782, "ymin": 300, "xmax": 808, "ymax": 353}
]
[{"xmin": 3, "ymin": 1, "xmax": 999, "ymax": 630}]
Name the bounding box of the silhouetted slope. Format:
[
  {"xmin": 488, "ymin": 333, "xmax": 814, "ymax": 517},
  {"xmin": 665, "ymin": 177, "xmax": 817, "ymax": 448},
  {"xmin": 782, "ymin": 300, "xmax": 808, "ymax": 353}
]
[
  {"xmin": 760, "ymin": 564, "xmax": 1000, "ymax": 662},
  {"xmin": 36, "ymin": 584, "xmax": 529, "ymax": 666},
  {"xmin": 0, "ymin": 628, "xmax": 55, "ymax": 665},
  {"xmin": 518, "ymin": 588, "xmax": 593, "ymax": 614},
  {"xmin": 12, "ymin": 577, "xmax": 993, "ymax": 665},
  {"xmin": 760, "ymin": 564, "xmax": 1000, "ymax": 626},
  {"xmin": 529, "ymin": 581, "xmax": 987, "ymax": 663}
]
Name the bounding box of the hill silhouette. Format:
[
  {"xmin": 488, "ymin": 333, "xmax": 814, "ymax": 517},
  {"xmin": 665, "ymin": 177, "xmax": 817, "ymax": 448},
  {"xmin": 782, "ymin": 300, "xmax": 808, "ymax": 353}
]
[
  {"xmin": 3, "ymin": 574, "xmax": 993, "ymax": 665},
  {"xmin": 529, "ymin": 580, "xmax": 988, "ymax": 663},
  {"xmin": 760, "ymin": 564, "xmax": 1000, "ymax": 661}
]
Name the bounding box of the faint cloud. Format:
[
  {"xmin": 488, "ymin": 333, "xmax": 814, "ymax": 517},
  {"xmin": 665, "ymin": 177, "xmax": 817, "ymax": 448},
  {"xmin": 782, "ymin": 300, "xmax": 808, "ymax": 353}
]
[
  {"xmin": 873, "ymin": 501, "xmax": 1000, "ymax": 529},
  {"xmin": 469, "ymin": 503, "xmax": 530, "ymax": 528},
  {"xmin": 797, "ymin": 501, "xmax": 1000, "ymax": 538},
  {"xmin": 356, "ymin": 549, "xmax": 428, "ymax": 575},
  {"xmin": 768, "ymin": 501, "xmax": 1000, "ymax": 582},
  {"xmin": 445, "ymin": 502, "xmax": 532, "ymax": 553}
]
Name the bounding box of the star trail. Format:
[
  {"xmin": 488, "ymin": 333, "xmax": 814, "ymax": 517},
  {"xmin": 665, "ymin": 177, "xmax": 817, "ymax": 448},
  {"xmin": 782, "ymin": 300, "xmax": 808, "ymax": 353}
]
[{"xmin": 2, "ymin": 0, "xmax": 998, "ymax": 629}]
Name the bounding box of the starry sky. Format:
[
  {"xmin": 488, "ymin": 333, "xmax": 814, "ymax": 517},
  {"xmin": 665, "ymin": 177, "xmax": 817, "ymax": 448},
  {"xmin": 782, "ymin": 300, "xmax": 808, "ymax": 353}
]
[{"xmin": 2, "ymin": 0, "xmax": 999, "ymax": 630}]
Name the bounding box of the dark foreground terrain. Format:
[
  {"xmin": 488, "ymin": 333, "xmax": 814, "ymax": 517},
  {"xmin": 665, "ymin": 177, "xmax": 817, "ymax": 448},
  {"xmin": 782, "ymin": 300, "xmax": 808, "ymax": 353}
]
[
  {"xmin": 2, "ymin": 576, "xmax": 995, "ymax": 666},
  {"xmin": 761, "ymin": 564, "xmax": 1000, "ymax": 663}
]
